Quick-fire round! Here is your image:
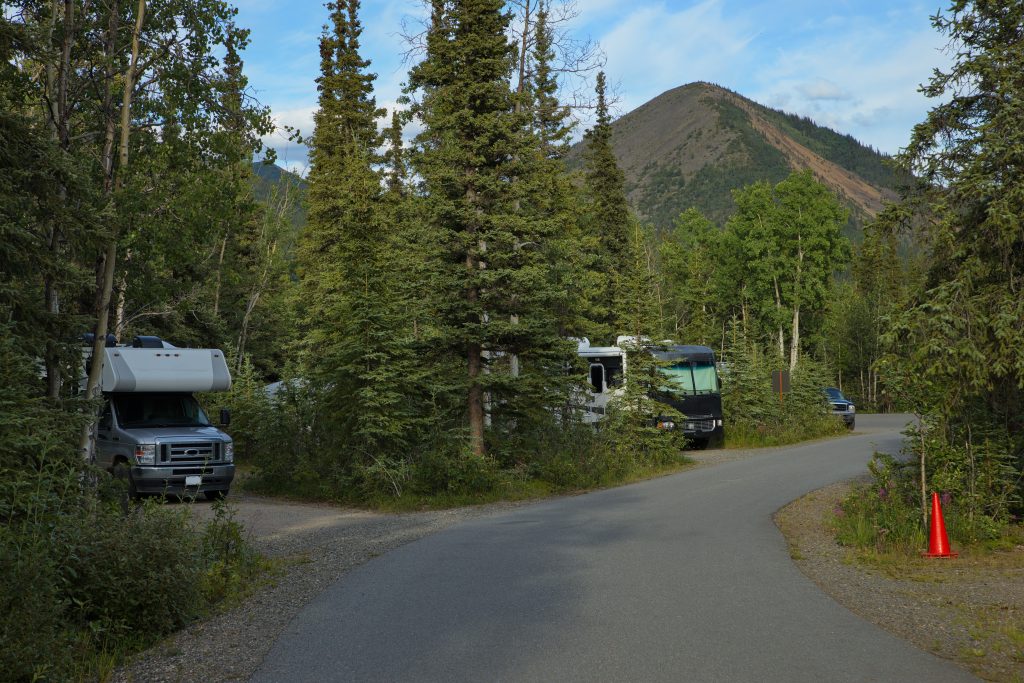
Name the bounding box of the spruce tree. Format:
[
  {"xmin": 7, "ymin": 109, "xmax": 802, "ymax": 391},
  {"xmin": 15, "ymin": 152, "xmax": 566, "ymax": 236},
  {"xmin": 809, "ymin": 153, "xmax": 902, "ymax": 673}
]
[
  {"xmin": 407, "ymin": 0, "xmax": 576, "ymax": 458},
  {"xmin": 608, "ymin": 218, "xmax": 685, "ymax": 464},
  {"xmin": 883, "ymin": 1, "xmax": 1024, "ymax": 527},
  {"xmin": 298, "ymin": 0, "xmax": 425, "ymax": 486},
  {"xmin": 580, "ymin": 71, "xmax": 630, "ymax": 342}
]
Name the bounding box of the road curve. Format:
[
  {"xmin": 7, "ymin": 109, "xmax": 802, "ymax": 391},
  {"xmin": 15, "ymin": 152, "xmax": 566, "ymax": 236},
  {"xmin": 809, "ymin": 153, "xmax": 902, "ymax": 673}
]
[{"xmin": 253, "ymin": 415, "xmax": 977, "ymax": 682}]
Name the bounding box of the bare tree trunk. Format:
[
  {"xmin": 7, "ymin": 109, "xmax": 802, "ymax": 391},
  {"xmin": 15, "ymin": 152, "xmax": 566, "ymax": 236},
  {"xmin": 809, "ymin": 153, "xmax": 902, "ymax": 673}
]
[
  {"xmin": 789, "ymin": 305, "xmax": 800, "ymax": 372},
  {"xmin": 42, "ymin": 0, "xmax": 75, "ymax": 400},
  {"xmin": 919, "ymin": 414, "xmax": 928, "ymax": 529},
  {"xmin": 80, "ymin": 0, "xmax": 146, "ymax": 460},
  {"xmin": 468, "ymin": 340, "xmax": 485, "ymax": 457},
  {"xmin": 212, "ymin": 234, "xmax": 228, "ymax": 317},
  {"xmin": 112, "ymin": 250, "xmax": 131, "ymax": 341},
  {"xmin": 789, "ymin": 235, "xmax": 803, "ymax": 372},
  {"xmin": 237, "ymin": 242, "xmax": 276, "ymax": 365},
  {"xmin": 773, "ymin": 276, "xmax": 784, "ymax": 360},
  {"xmin": 514, "ymin": 0, "xmax": 531, "ymax": 113},
  {"xmin": 466, "ymin": 237, "xmax": 486, "ymax": 456}
]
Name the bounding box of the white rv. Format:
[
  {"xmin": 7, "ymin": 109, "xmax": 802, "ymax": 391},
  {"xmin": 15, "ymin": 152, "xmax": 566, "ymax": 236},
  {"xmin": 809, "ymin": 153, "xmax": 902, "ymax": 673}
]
[
  {"xmin": 576, "ymin": 338, "xmax": 627, "ymax": 424},
  {"xmin": 85, "ymin": 335, "xmax": 235, "ymax": 499}
]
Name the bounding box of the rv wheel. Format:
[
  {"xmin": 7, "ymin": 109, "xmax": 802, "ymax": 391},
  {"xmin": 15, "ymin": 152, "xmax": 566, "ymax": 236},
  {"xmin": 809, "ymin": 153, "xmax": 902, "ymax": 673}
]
[{"xmin": 112, "ymin": 461, "xmax": 138, "ymax": 506}]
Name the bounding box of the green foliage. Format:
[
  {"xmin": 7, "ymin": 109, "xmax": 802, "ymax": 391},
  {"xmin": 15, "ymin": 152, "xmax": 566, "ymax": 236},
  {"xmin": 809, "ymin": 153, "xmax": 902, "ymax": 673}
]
[
  {"xmin": 657, "ymin": 208, "xmax": 721, "ymax": 344},
  {"xmin": 0, "ymin": 462, "xmax": 265, "ymax": 681},
  {"xmin": 873, "ymin": 0, "xmax": 1024, "ymax": 533},
  {"xmin": 720, "ymin": 320, "xmax": 846, "ymax": 446},
  {"xmin": 834, "ymin": 438, "xmax": 1016, "ymax": 555},
  {"xmin": 833, "ymin": 456, "xmax": 926, "ymax": 554}
]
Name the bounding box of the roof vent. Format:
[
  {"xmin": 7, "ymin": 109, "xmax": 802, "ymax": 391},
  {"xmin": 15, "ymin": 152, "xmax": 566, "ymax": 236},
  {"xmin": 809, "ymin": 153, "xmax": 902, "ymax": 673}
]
[{"xmin": 132, "ymin": 335, "xmax": 164, "ymax": 349}]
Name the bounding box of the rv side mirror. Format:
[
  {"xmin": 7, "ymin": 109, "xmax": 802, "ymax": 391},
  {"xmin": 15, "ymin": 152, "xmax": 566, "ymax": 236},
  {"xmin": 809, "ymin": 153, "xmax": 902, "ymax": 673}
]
[{"xmin": 220, "ymin": 408, "xmax": 231, "ymax": 426}]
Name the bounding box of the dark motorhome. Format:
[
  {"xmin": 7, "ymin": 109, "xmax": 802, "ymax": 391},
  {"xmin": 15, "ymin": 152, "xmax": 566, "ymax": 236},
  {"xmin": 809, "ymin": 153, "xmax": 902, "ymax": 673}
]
[{"xmin": 650, "ymin": 345, "xmax": 724, "ymax": 448}]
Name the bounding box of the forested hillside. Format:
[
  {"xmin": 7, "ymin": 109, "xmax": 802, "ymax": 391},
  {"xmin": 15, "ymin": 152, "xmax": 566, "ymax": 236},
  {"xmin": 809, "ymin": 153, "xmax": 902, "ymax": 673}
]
[{"xmin": 565, "ymin": 82, "xmax": 901, "ymax": 234}]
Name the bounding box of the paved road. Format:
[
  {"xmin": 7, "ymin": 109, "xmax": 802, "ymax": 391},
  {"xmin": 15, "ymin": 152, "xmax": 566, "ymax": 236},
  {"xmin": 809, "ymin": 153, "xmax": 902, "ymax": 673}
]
[{"xmin": 253, "ymin": 415, "xmax": 977, "ymax": 682}]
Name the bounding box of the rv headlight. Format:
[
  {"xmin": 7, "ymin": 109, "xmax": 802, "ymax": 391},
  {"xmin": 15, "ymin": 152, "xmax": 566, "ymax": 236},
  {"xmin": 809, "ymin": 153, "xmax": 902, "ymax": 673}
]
[
  {"xmin": 224, "ymin": 441, "xmax": 234, "ymax": 462},
  {"xmin": 134, "ymin": 444, "xmax": 156, "ymax": 465}
]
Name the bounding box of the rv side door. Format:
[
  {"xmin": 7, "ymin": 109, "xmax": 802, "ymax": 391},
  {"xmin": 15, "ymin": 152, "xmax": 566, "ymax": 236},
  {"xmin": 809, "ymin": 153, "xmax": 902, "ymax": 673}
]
[{"xmin": 589, "ymin": 363, "xmax": 605, "ymax": 394}]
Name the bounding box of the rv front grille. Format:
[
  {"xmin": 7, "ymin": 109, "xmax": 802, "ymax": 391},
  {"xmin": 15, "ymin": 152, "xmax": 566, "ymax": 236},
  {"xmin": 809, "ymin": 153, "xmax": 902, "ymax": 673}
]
[
  {"xmin": 683, "ymin": 418, "xmax": 716, "ymax": 433},
  {"xmin": 161, "ymin": 442, "xmax": 220, "ymax": 464}
]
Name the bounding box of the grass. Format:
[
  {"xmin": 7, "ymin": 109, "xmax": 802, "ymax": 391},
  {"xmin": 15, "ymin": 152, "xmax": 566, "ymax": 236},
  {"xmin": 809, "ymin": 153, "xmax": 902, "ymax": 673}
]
[
  {"xmin": 315, "ymin": 456, "xmax": 697, "ymax": 513},
  {"xmin": 725, "ymin": 417, "xmax": 848, "ymax": 449},
  {"xmin": 241, "ymin": 451, "xmax": 697, "ymax": 513}
]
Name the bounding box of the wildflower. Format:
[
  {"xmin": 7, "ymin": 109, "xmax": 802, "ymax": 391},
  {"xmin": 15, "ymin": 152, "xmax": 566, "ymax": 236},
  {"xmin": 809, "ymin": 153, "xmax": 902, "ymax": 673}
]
[
  {"xmin": 878, "ymin": 487, "xmax": 889, "ymax": 501},
  {"xmin": 941, "ymin": 491, "xmax": 952, "ymax": 507}
]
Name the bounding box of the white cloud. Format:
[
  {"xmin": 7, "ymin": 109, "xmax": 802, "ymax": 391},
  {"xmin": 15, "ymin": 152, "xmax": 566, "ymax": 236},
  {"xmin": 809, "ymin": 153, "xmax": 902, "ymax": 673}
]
[
  {"xmin": 598, "ymin": 0, "xmax": 758, "ymax": 115},
  {"xmin": 796, "ymin": 79, "xmax": 851, "ymax": 101},
  {"xmin": 587, "ymin": 0, "xmax": 949, "ymax": 154},
  {"xmin": 749, "ymin": 18, "xmax": 948, "ymax": 153}
]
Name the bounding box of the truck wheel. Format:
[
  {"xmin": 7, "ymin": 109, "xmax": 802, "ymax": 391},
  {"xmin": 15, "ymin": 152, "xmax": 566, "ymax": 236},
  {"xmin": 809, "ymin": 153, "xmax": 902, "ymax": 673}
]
[
  {"xmin": 112, "ymin": 461, "xmax": 138, "ymax": 504},
  {"xmin": 204, "ymin": 489, "xmax": 228, "ymax": 501}
]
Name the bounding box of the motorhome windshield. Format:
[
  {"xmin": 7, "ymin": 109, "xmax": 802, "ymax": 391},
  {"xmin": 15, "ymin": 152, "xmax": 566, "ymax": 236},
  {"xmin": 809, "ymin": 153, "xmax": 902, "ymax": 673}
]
[
  {"xmin": 659, "ymin": 362, "xmax": 719, "ymax": 395},
  {"xmin": 113, "ymin": 393, "xmax": 212, "ymax": 429}
]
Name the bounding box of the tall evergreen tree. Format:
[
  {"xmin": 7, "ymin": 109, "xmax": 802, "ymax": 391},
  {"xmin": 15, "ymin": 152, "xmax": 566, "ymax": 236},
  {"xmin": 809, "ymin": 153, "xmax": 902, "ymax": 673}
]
[
  {"xmin": 407, "ymin": 0, "xmax": 576, "ymax": 458},
  {"xmin": 297, "ymin": 0, "xmax": 428, "ymax": 481},
  {"xmin": 580, "ymin": 71, "xmax": 630, "ymax": 341}
]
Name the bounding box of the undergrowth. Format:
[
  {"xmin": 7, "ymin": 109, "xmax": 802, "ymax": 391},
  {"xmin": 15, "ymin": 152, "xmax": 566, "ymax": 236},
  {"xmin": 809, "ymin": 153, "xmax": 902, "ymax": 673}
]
[{"xmin": 0, "ymin": 463, "xmax": 267, "ymax": 682}]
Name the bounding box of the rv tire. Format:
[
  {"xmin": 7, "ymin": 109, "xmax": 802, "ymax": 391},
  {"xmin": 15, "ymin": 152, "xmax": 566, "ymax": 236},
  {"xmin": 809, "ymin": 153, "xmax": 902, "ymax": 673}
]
[{"xmin": 112, "ymin": 461, "xmax": 138, "ymax": 503}]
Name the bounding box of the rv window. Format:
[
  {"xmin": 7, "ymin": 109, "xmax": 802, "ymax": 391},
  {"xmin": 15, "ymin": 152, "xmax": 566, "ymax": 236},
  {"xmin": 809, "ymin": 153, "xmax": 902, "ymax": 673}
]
[
  {"xmin": 659, "ymin": 361, "xmax": 719, "ymax": 395},
  {"xmin": 113, "ymin": 393, "xmax": 212, "ymax": 429},
  {"xmin": 589, "ymin": 364, "xmax": 605, "ymax": 393}
]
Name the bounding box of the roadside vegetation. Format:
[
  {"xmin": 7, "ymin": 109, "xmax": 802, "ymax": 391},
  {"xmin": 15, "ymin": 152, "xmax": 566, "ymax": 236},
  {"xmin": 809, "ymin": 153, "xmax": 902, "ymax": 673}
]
[{"xmin": 828, "ymin": 2, "xmax": 1024, "ymax": 566}]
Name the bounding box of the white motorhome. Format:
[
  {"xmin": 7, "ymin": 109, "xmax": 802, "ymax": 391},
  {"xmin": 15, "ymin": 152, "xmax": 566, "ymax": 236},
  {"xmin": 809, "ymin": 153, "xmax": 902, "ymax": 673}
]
[
  {"xmin": 84, "ymin": 335, "xmax": 235, "ymax": 499},
  {"xmin": 576, "ymin": 338, "xmax": 627, "ymax": 424}
]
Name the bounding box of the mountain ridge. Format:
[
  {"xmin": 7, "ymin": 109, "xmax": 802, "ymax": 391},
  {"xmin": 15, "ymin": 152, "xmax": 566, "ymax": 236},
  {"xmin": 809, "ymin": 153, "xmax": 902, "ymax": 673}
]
[{"xmin": 568, "ymin": 81, "xmax": 901, "ymax": 232}]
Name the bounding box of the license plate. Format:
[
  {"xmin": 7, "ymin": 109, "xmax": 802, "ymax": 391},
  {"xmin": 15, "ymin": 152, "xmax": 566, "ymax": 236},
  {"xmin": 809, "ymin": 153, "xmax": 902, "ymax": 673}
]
[{"xmin": 185, "ymin": 475, "xmax": 202, "ymax": 487}]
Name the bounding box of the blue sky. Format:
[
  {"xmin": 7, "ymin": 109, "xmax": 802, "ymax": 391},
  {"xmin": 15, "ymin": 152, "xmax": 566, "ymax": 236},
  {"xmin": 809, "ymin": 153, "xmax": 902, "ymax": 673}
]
[{"xmin": 234, "ymin": 0, "xmax": 950, "ymax": 175}]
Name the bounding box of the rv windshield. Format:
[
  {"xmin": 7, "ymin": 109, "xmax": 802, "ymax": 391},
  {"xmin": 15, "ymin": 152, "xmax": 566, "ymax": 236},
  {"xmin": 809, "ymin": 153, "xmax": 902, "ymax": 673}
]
[
  {"xmin": 659, "ymin": 362, "xmax": 719, "ymax": 395},
  {"xmin": 113, "ymin": 393, "xmax": 212, "ymax": 429}
]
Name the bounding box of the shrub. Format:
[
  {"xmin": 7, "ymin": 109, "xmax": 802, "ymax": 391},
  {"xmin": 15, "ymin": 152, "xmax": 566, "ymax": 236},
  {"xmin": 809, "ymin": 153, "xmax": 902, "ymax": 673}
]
[{"xmin": 0, "ymin": 461, "xmax": 265, "ymax": 681}]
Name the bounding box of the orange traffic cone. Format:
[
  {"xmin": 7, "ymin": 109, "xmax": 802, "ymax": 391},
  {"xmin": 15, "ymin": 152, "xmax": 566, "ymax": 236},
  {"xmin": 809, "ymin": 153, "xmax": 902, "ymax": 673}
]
[{"xmin": 922, "ymin": 491, "xmax": 958, "ymax": 558}]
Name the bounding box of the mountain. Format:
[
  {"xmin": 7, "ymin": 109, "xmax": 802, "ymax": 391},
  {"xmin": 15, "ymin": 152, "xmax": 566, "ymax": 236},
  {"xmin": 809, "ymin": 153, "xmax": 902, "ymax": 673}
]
[
  {"xmin": 252, "ymin": 162, "xmax": 308, "ymax": 230},
  {"xmin": 566, "ymin": 82, "xmax": 902, "ymax": 234}
]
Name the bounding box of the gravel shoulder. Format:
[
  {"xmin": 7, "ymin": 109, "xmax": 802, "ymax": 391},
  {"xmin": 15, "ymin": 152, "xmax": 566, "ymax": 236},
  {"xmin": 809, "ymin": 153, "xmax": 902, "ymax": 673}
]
[
  {"xmin": 114, "ymin": 421, "xmax": 1023, "ymax": 682},
  {"xmin": 777, "ymin": 482, "xmax": 1024, "ymax": 682}
]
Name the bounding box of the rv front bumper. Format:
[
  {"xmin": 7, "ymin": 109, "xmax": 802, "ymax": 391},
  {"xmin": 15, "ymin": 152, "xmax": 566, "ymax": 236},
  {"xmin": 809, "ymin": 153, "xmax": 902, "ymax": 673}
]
[{"xmin": 130, "ymin": 464, "xmax": 234, "ymax": 495}]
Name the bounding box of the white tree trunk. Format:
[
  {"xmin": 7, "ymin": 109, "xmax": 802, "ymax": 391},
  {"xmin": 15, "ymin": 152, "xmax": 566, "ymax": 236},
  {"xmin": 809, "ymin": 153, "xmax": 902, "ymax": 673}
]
[{"xmin": 80, "ymin": 0, "xmax": 146, "ymax": 461}]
